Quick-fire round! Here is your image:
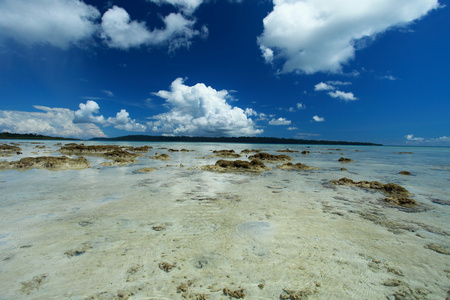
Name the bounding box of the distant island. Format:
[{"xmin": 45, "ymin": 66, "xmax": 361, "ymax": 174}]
[
  {"xmin": 0, "ymin": 132, "xmax": 78, "ymax": 141},
  {"xmin": 0, "ymin": 132, "xmax": 381, "ymax": 146},
  {"xmin": 91, "ymin": 135, "xmax": 382, "ymax": 146}
]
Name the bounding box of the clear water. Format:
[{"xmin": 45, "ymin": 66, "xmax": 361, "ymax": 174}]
[{"xmin": 0, "ymin": 140, "xmax": 449, "ymax": 299}]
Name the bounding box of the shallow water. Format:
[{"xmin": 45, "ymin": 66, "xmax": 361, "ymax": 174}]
[{"xmin": 0, "ymin": 140, "xmax": 449, "ymax": 299}]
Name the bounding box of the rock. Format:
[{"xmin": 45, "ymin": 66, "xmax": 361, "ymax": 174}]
[
  {"xmin": 338, "ymin": 157, "xmax": 353, "ymax": 163},
  {"xmin": 135, "ymin": 167, "xmax": 156, "ymax": 173},
  {"xmin": 59, "ymin": 144, "xmax": 121, "ymax": 155},
  {"xmin": 200, "ymin": 159, "xmax": 270, "ymax": 173},
  {"xmin": 159, "ymin": 262, "xmax": 175, "ymax": 272},
  {"xmin": 425, "ymin": 244, "xmax": 450, "ymax": 255},
  {"xmin": 301, "ymin": 150, "xmax": 310, "ymax": 155},
  {"xmin": 0, "ymin": 156, "xmax": 91, "ymax": 171},
  {"xmin": 240, "ymin": 149, "xmax": 262, "ymax": 154},
  {"xmin": 340, "ymin": 168, "xmax": 347, "ymax": 171},
  {"xmin": 0, "ymin": 144, "xmax": 22, "ymax": 157},
  {"xmin": 277, "ymin": 162, "xmax": 318, "ymax": 171},
  {"xmin": 248, "ymin": 152, "xmax": 292, "ymax": 163},
  {"xmin": 102, "ymin": 149, "xmax": 141, "ymax": 159},
  {"xmin": 277, "ymin": 148, "xmax": 298, "ymax": 153},
  {"xmin": 123, "ymin": 145, "xmax": 152, "ymax": 153},
  {"xmin": 150, "ymin": 153, "xmax": 170, "ymax": 160},
  {"xmin": 329, "ymin": 177, "xmax": 416, "ymax": 207},
  {"xmin": 223, "ymin": 288, "xmax": 245, "ymax": 299},
  {"xmin": 399, "ymin": 171, "xmax": 411, "ymax": 175},
  {"xmin": 212, "ymin": 149, "xmax": 241, "ymax": 158}
]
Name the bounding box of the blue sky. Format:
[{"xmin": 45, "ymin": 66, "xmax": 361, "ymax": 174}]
[{"xmin": 0, "ymin": 0, "xmax": 448, "ymax": 145}]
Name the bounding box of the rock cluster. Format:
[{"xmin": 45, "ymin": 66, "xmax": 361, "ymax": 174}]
[
  {"xmin": 0, "ymin": 144, "xmax": 22, "ymax": 157},
  {"xmin": 200, "ymin": 159, "xmax": 270, "ymax": 173},
  {"xmin": 150, "ymin": 153, "xmax": 171, "ymax": 160},
  {"xmin": 212, "ymin": 150, "xmax": 241, "ymax": 158},
  {"xmin": 248, "ymin": 152, "xmax": 292, "ymax": 163},
  {"xmin": 329, "ymin": 177, "xmax": 416, "ymax": 207},
  {"xmin": 277, "ymin": 162, "xmax": 318, "ymax": 171},
  {"xmin": 338, "ymin": 157, "xmax": 354, "ymax": 163},
  {"xmin": 0, "ymin": 156, "xmax": 91, "ymax": 171},
  {"xmin": 277, "ymin": 149, "xmax": 298, "ymax": 153}
]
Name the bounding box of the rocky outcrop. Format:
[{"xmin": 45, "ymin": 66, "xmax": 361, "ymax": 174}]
[
  {"xmin": 0, "ymin": 156, "xmax": 91, "ymax": 171},
  {"xmin": 150, "ymin": 153, "xmax": 170, "ymax": 160},
  {"xmin": 329, "ymin": 177, "xmax": 416, "ymax": 207},
  {"xmin": 277, "ymin": 149, "xmax": 298, "ymax": 153},
  {"xmin": 212, "ymin": 150, "xmax": 241, "ymax": 158},
  {"xmin": 200, "ymin": 159, "xmax": 271, "ymax": 173},
  {"xmin": 277, "ymin": 162, "xmax": 319, "ymax": 171},
  {"xmin": 122, "ymin": 146, "xmax": 152, "ymax": 153},
  {"xmin": 240, "ymin": 149, "xmax": 262, "ymax": 154},
  {"xmin": 59, "ymin": 144, "xmax": 121, "ymax": 155},
  {"xmin": 0, "ymin": 144, "xmax": 22, "ymax": 157},
  {"xmin": 248, "ymin": 152, "xmax": 292, "ymax": 163},
  {"xmin": 135, "ymin": 167, "xmax": 156, "ymax": 173},
  {"xmin": 399, "ymin": 171, "xmax": 411, "ymax": 175},
  {"xmin": 338, "ymin": 157, "xmax": 354, "ymax": 163},
  {"xmin": 301, "ymin": 150, "xmax": 310, "ymax": 155}
]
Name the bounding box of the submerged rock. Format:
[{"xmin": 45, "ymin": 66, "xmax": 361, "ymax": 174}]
[
  {"xmin": 277, "ymin": 162, "xmax": 319, "ymax": 171},
  {"xmin": 0, "ymin": 144, "xmax": 22, "ymax": 157},
  {"xmin": 301, "ymin": 150, "xmax": 310, "ymax": 155},
  {"xmin": 59, "ymin": 144, "xmax": 120, "ymax": 155},
  {"xmin": 0, "ymin": 156, "xmax": 91, "ymax": 171},
  {"xmin": 329, "ymin": 177, "xmax": 416, "ymax": 207},
  {"xmin": 248, "ymin": 152, "xmax": 292, "ymax": 163},
  {"xmin": 240, "ymin": 149, "xmax": 262, "ymax": 154},
  {"xmin": 200, "ymin": 159, "xmax": 270, "ymax": 173},
  {"xmin": 399, "ymin": 171, "xmax": 411, "ymax": 175},
  {"xmin": 135, "ymin": 167, "xmax": 156, "ymax": 173},
  {"xmin": 100, "ymin": 158, "xmax": 137, "ymax": 167}
]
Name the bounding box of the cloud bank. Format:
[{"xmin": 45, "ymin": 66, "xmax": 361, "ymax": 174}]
[
  {"xmin": 149, "ymin": 78, "xmax": 263, "ymax": 136},
  {"xmin": 258, "ymin": 0, "xmax": 440, "ymax": 74},
  {"xmin": 0, "ymin": 0, "xmax": 204, "ymax": 51}
]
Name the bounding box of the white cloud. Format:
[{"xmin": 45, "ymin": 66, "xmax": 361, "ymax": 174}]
[
  {"xmin": 146, "ymin": 0, "xmax": 204, "ymax": 15},
  {"xmin": 312, "ymin": 115, "xmax": 325, "ymax": 122},
  {"xmin": 74, "ymin": 100, "xmax": 106, "ymax": 124},
  {"xmin": 149, "ymin": 78, "xmax": 263, "ymax": 136},
  {"xmin": 0, "ymin": 0, "xmax": 100, "ymax": 48},
  {"xmin": 269, "ymin": 117, "xmax": 291, "ymax": 126},
  {"xmin": 100, "ymin": 6, "xmax": 203, "ymax": 50},
  {"xmin": 405, "ymin": 134, "xmax": 425, "ymax": 142},
  {"xmin": 106, "ymin": 109, "xmax": 147, "ymax": 132},
  {"xmin": 258, "ymin": 0, "xmax": 440, "ymax": 74},
  {"xmin": 260, "ymin": 45, "xmax": 274, "ymax": 64},
  {"xmin": 287, "ymin": 127, "xmax": 298, "ymax": 130},
  {"xmin": 0, "ymin": 106, "xmax": 106, "ymax": 139},
  {"xmin": 296, "ymin": 103, "xmax": 306, "ymax": 110},
  {"xmin": 328, "ymin": 90, "xmax": 357, "ymax": 101},
  {"xmin": 314, "ymin": 82, "xmax": 335, "ymax": 91},
  {"xmin": 103, "ymin": 90, "xmax": 114, "ymax": 97}
]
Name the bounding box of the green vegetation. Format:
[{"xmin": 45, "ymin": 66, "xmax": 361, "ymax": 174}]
[
  {"xmin": 0, "ymin": 132, "xmax": 78, "ymax": 141},
  {"xmin": 91, "ymin": 135, "xmax": 381, "ymax": 146}
]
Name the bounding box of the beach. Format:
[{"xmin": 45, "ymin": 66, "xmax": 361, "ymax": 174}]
[{"xmin": 0, "ymin": 141, "xmax": 449, "ymax": 299}]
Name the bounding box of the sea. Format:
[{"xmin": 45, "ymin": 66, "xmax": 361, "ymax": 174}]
[{"xmin": 0, "ymin": 140, "xmax": 449, "ymax": 299}]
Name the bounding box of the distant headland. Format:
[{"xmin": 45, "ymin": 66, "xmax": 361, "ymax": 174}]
[{"xmin": 0, "ymin": 132, "xmax": 381, "ymax": 146}]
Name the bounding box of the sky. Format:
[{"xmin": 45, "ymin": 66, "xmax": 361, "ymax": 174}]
[{"xmin": 0, "ymin": 0, "xmax": 449, "ymax": 145}]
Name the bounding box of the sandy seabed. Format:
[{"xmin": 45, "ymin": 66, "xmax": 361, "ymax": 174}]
[{"xmin": 0, "ymin": 141, "xmax": 449, "ymax": 299}]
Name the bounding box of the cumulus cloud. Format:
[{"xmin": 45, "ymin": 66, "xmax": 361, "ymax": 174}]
[
  {"xmin": 258, "ymin": 0, "xmax": 440, "ymax": 74},
  {"xmin": 296, "ymin": 103, "xmax": 306, "ymax": 109},
  {"xmin": 405, "ymin": 134, "xmax": 450, "ymax": 144},
  {"xmin": 149, "ymin": 78, "xmax": 263, "ymax": 136},
  {"xmin": 315, "ymin": 81, "xmax": 357, "ymax": 101},
  {"xmin": 312, "ymin": 115, "xmax": 325, "ymax": 122},
  {"xmin": 328, "ymin": 90, "xmax": 357, "ymax": 101},
  {"xmin": 100, "ymin": 6, "xmax": 202, "ymax": 50},
  {"xmin": 106, "ymin": 110, "xmax": 147, "ymax": 132},
  {"xmin": 0, "ymin": 106, "xmax": 106, "ymax": 139},
  {"xmin": 74, "ymin": 100, "xmax": 106, "ymax": 124},
  {"xmin": 269, "ymin": 117, "xmax": 291, "ymax": 125},
  {"xmin": 314, "ymin": 82, "xmax": 335, "ymax": 91},
  {"xmin": 0, "ymin": 0, "xmax": 100, "ymax": 48}
]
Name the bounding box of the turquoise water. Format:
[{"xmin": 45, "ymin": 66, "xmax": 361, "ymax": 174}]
[{"xmin": 0, "ymin": 140, "xmax": 449, "ymax": 299}]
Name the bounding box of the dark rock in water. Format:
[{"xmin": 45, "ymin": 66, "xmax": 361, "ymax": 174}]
[
  {"xmin": 301, "ymin": 150, "xmax": 310, "ymax": 155},
  {"xmin": 277, "ymin": 162, "xmax": 318, "ymax": 171},
  {"xmin": 0, "ymin": 156, "xmax": 91, "ymax": 171},
  {"xmin": 0, "ymin": 144, "xmax": 22, "ymax": 157},
  {"xmin": 340, "ymin": 168, "xmax": 347, "ymax": 171},
  {"xmin": 150, "ymin": 153, "xmax": 170, "ymax": 160},
  {"xmin": 329, "ymin": 177, "xmax": 416, "ymax": 207},
  {"xmin": 241, "ymin": 149, "xmax": 262, "ymax": 154},
  {"xmin": 200, "ymin": 159, "xmax": 270, "ymax": 173},
  {"xmin": 212, "ymin": 149, "xmax": 241, "ymax": 158},
  {"xmin": 399, "ymin": 171, "xmax": 411, "ymax": 175},
  {"xmin": 248, "ymin": 152, "xmax": 292, "ymax": 163},
  {"xmin": 277, "ymin": 148, "xmax": 298, "ymax": 153},
  {"xmin": 425, "ymin": 244, "xmax": 450, "ymax": 255},
  {"xmin": 338, "ymin": 157, "xmax": 354, "ymax": 163}
]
